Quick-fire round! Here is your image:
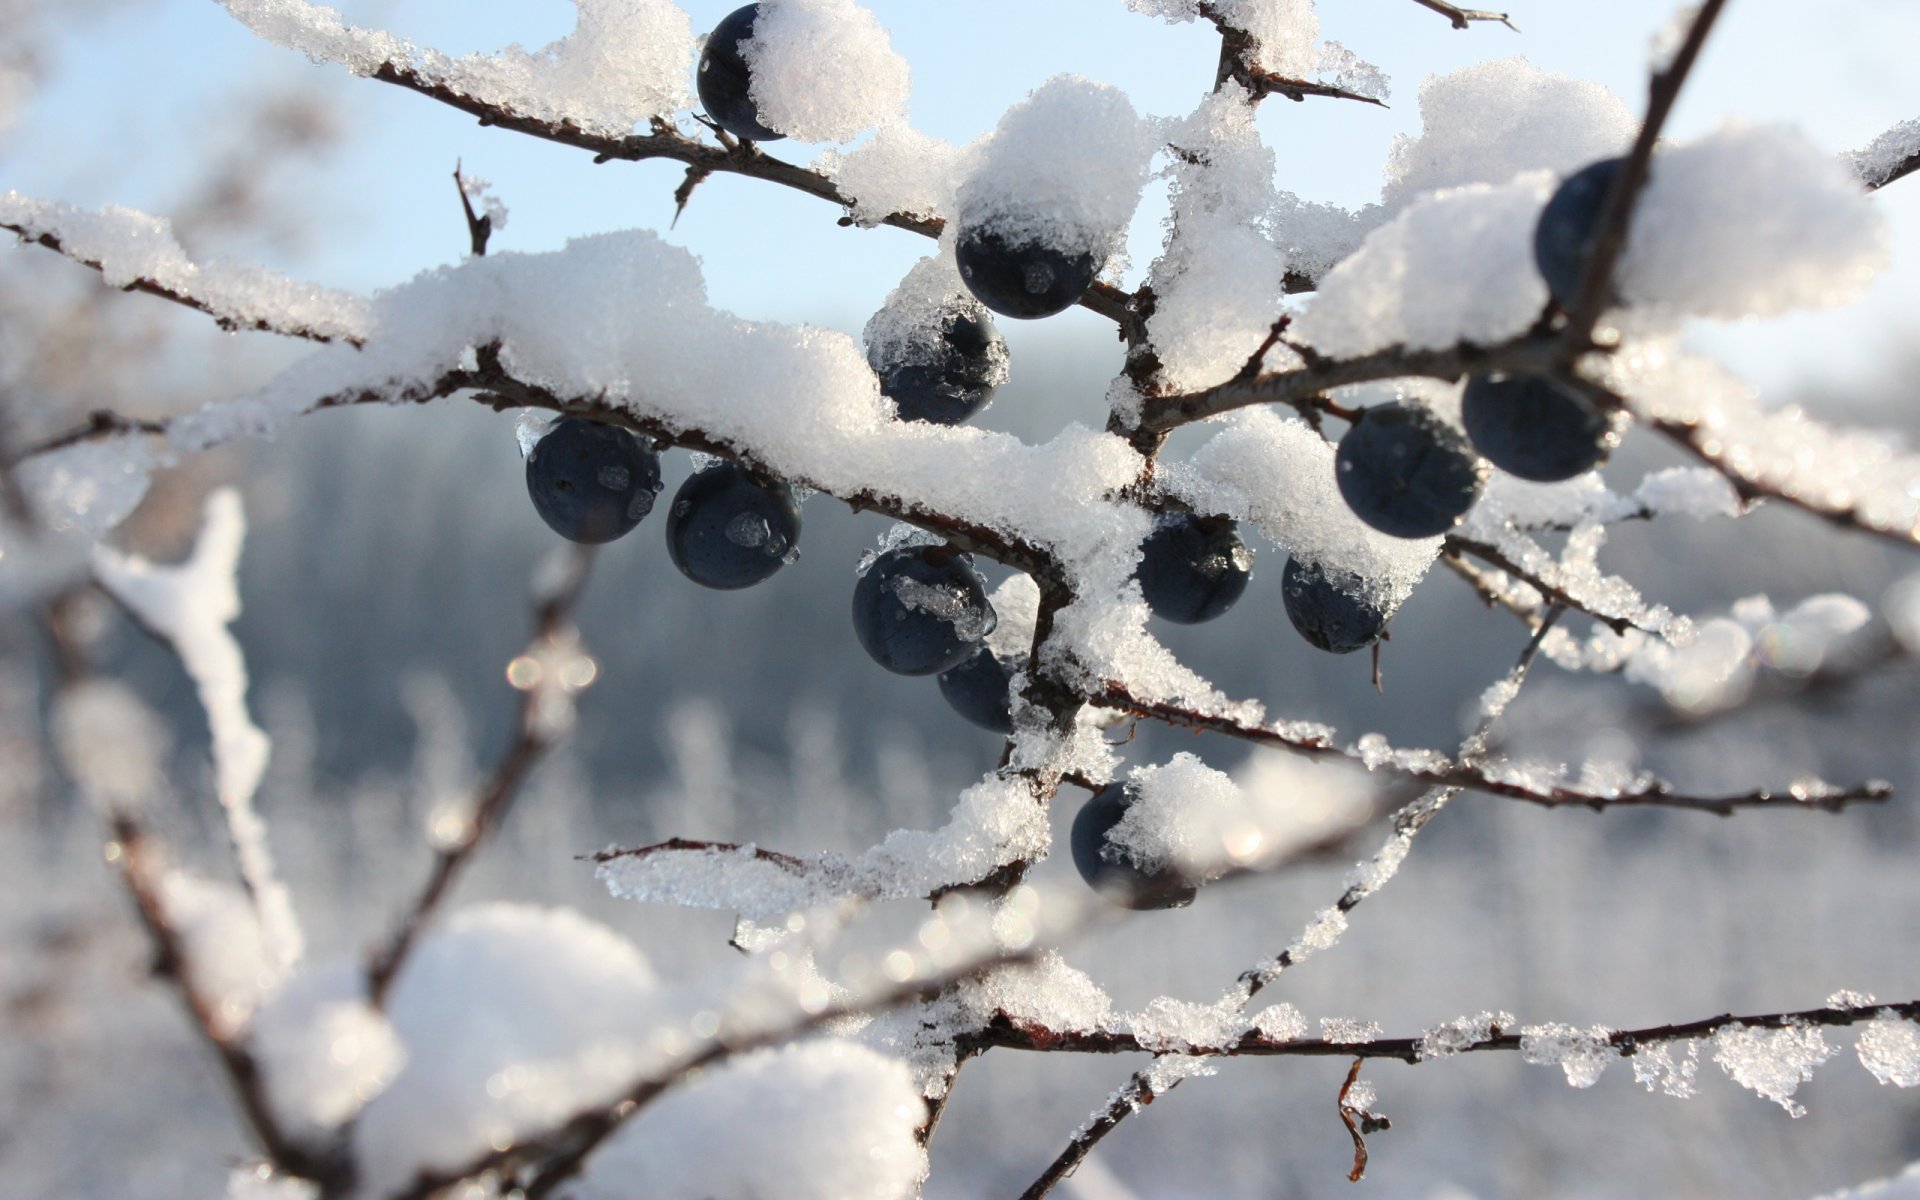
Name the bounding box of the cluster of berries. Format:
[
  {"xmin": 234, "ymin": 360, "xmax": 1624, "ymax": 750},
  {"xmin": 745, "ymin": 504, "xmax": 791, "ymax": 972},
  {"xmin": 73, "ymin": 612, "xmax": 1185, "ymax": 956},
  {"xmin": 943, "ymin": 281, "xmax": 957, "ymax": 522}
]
[{"xmin": 540, "ymin": 12, "xmax": 1627, "ymax": 909}]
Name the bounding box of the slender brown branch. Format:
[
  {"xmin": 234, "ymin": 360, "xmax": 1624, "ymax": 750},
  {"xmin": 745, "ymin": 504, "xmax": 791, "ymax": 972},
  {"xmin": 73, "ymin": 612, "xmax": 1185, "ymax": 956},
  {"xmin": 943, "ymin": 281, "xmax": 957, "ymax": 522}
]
[
  {"xmin": 1337, "ymin": 1058, "xmax": 1386, "ymax": 1182},
  {"xmin": 1018, "ymin": 1072, "xmax": 1159, "ymax": 1200},
  {"xmin": 366, "ymin": 544, "xmax": 597, "ymax": 1005},
  {"xmin": 2, "ymin": 222, "xmax": 366, "ymax": 347},
  {"xmin": 1408, "ymin": 0, "xmax": 1517, "ymax": 31}
]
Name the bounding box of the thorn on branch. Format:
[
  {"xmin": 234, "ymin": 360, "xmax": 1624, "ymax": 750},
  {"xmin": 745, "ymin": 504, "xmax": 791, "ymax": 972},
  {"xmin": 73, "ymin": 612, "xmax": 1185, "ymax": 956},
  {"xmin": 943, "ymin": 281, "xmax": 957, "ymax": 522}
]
[
  {"xmin": 672, "ymin": 162, "xmax": 715, "ymax": 228},
  {"xmin": 452, "ymin": 160, "xmax": 492, "ymax": 257}
]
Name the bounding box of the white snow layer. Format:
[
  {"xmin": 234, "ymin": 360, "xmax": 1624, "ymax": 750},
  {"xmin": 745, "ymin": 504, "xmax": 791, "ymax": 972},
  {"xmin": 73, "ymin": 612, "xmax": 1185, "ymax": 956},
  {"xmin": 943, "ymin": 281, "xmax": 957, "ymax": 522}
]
[
  {"xmin": 93, "ymin": 489, "xmax": 302, "ymax": 967},
  {"xmin": 1125, "ymin": 0, "xmax": 1322, "ymax": 79},
  {"xmin": 823, "ymin": 126, "xmax": 967, "ymax": 224},
  {"xmin": 742, "ymin": 0, "xmax": 910, "ymax": 142},
  {"xmin": 218, "ymin": 0, "xmax": 694, "ymax": 135},
  {"xmin": 1382, "ymin": 58, "xmax": 1636, "ymax": 213},
  {"xmin": 1295, "ymin": 175, "xmax": 1552, "ymax": 358},
  {"xmin": 574, "ymin": 1041, "xmax": 927, "ymax": 1200},
  {"xmin": 252, "ymin": 964, "xmax": 405, "ymax": 1136},
  {"xmin": 1621, "ymin": 123, "xmax": 1889, "ymax": 319},
  {"xmin": 354, "ymin": 904, "xmax": 669, "ymax": 1194},
  {"xmin": 1146, "ymin": 87, "xmax": 1295, "ymax": 392},
  {"xmin": 955, "ymin": 76, "xmax": 1157, "ymax": 261},
  {"xmin": 0, "ymin": 191, "xmax": 373, "ymax": 343}
]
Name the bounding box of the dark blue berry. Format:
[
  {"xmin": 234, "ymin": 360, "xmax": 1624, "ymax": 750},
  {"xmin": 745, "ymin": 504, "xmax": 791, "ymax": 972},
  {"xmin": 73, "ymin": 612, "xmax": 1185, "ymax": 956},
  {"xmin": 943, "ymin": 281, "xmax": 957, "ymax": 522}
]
[
  {"xmin": 1461, "ymin": 373, "xmax": 1613, "ymax": 483},
  {"xmin": 1534, "ymin": 156, "xmax": 1626, "ymax": 308},
  {"xmin": 869, "ymin": 310, "xmax": 1006, "ymax": 425},
  {"xmin": 1070, "ymin": 783, "xmax": 1197, "ymax": 911},
  {"xmin": 1335, "ymin": 403, "xmax": 1485, "ymax": 539},
  {"xmin": 852, "ymin": 545, "xmax": 996, "ymax": 676},
  {"xmin": 665, "ymin": 462, "xmax": 801, "ymax": 590},
  {"xmin": 955, "ymin": 223, "xmax": 1097, "ymax": 320},
  {"xmin": 1282, "ymin": 557, "xmax": 1391, "ymax": 654},
  {"xmin": 696, "ymin": 5, "xmax": 783, "ymax": 142},
  {"xmin": 1136, "ymin": 514, "xmax": 1252, "ymax": 625},
  {"xmin": 937, "ymin": 646, "xmax": 1018, "ymax": 734},
  {"xmin": 525, "ymin": 417, "xmax": 663, "ymax": 544}
]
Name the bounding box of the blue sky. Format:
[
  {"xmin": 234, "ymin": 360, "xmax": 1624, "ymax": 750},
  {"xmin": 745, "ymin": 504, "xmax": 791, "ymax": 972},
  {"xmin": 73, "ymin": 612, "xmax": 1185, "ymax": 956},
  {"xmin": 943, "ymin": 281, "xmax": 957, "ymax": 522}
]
[{"xmin": 8, "ymin": 0, "xmax": 1920, "ymax": 397}]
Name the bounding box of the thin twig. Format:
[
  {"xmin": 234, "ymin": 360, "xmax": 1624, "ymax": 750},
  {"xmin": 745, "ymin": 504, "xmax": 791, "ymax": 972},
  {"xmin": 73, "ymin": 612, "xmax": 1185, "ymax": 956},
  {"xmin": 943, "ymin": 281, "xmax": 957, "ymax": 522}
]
[
  {"xmin": 451, "ymin": 160, "xmax": 492, "ymax": 256},
  {"xmin": 366, "ymin": 544, "xmax": 597, "ymax": 1005},
  {"xmin": 962, "ymin": 996, "xmax": 1920, "ymax": 1064},
  {"xmin": 1408, "ymin": 0, "xmax": 1518, "ymax": 31}
]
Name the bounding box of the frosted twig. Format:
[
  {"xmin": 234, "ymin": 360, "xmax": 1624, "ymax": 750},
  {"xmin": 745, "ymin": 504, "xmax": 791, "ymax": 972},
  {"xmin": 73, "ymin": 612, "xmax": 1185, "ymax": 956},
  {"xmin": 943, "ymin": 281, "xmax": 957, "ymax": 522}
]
[
  {"xmin": 1558, "ymin": 0, "xmax": 1728, "ymax": 343},
  {"xmin": 961, "ymin": 995, "xmax": 1920, "ymax": 1063},
  {"xmin": 1853, "ymin": 117, "xmax": 1920, "ymax": 191},
  {"xmin": 94, "ymin": 490, "xmax": 304, "ymax": 967},
  {"xmin": 1337, "ymin": 1058, "xmax": 1386, "ymax": 1182},
  {"xmin": 1089, "ymin": 683, "xmax": 1890, "ymax": 816},
  {"xmin": 105, "ymin": 813, "xmax": 339, "ymax": 1184},
  {"xmin": 366, "ymin": 544, "xmax": 597, "ymax": 1005},
  {"xmin": 1407, "ymin": 0, "xmax": 1518, "ymax": 31},
  {"xmin": 1, "ymin": 197, "xmax": 370, "ymax": 347}
]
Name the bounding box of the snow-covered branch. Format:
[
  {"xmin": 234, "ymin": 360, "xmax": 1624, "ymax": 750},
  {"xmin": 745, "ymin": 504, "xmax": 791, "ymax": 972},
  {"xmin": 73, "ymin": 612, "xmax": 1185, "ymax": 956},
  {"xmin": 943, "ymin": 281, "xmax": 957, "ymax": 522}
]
[{"xmin": 1, "ymin": 192, "xmax": 371, "ymax": 346}]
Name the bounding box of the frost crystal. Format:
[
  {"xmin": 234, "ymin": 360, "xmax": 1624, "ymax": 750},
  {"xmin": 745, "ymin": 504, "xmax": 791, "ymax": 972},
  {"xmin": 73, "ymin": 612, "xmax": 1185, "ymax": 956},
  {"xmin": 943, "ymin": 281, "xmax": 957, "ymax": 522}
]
[
  {"xmin": 1321, "ymin": 1017, "xmax": 1381, "ymax": 1045},
  {"xmin": 1520, "ymin": 1023, "xmax": 1616, "ymax": 1088},
  {"xmin": 1711, "ymin": 1023, "xmax": 1837, "ymax": 1116},
  {"xmin": 1632, "ymin": 1039, "xmax": 1702, "ymax": 1099},
  {"xmin": 1419, "ymin": 1011, "xmax": 1515, "ymax": 1059},
  {"xmin": 1856, "ymin": 1016, "xmax": 1920, "ymax": 1088}
]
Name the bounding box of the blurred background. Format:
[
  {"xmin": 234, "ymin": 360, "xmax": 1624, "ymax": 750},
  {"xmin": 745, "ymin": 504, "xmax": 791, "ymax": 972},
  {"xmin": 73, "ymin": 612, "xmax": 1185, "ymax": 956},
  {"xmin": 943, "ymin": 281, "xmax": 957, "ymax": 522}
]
[{"xmin": 2, "ymin": 1, "xmax": 1919, "ymax": 1197}]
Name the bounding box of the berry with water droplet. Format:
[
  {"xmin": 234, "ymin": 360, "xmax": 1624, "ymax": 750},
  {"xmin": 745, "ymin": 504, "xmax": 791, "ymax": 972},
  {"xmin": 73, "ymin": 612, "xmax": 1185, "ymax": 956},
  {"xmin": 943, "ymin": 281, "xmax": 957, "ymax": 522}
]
[
  {"xmin": 1137, "ymin": 513, "xmax": 1252, "ymax": 625},
  {"xmin": 1461, "ymin": 373, "xmax": 1614, "ymax": 482},
  {"xmin": 955, "ymin": 223, "xmax": 1097, "ymax": 320},
  {"xmin": 696, "ymin": 5, "xmax": 783, "ymax": 142},
  {"xmin": 852, "ymin": 545, "xmax": 995, "ymax": 676},
  {"xmin": 1335, "ymin": 403, "xmax": 1485, "ymax": 539},
  {"xmin": 1282, "ymin": 557, "xmax": 1392, "ymax": 654},
  {"xmin": 1070, "ymin": 783, "xmax": 1197, "ymax": 911},
  {"xmin": 666, "ymin": 461, "xmax": 802, "ymax": 589},
  {"xmin": 525, "ymin": 417, "xmax": 663, "ymax": 544}
]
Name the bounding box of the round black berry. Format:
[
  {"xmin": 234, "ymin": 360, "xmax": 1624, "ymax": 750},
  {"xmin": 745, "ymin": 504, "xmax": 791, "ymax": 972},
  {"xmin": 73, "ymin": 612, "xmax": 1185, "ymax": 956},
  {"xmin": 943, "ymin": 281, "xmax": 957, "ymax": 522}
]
[
  {"xmin": 524, "ymin": 417, "xmax": 663, "ymax": 545},
  {"xmin": 1534, "ymin": 156, "xmax": 1626, "ymax": 308},
  {"xmin": 851, "ymin": 545, "xmax": 996, "ymax": 676},
  {"xmin": 1282, "ymin": 557, "xmax": 1392, "ymax": 654},
  {"xmin": 1136, "ymin": 513, "xmax": 1252, "ymax": 625},
  {"xmin": 1335, "ymin": 403, "xmax": 1485, "ymax": 539},
  {"xmin": 1461, "ymin": 373, "xmax": 1614, "ymax": 483},
  {"xmin": 937, "ymin": 646, "xmax": 1018, "ymax": 734},
  {"xmin": 665, "ymin": 462, "xmax": 802, "ymax": 590},
  {"xmin": 696, "ymin": 5, "xmax": 783, "ymax": 142},
  {"xmin": 1069, "ymin": 783, "xmax": 1197, "ymax": 911},
  {"xmin": 869, "ymin": 309, "xmax": 1007, "ymax": 426},
  {"xmin": 955, "ymin": 223, "xmax": 1098, "ymax": 320}
]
